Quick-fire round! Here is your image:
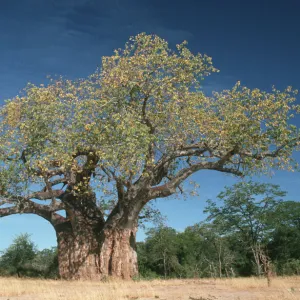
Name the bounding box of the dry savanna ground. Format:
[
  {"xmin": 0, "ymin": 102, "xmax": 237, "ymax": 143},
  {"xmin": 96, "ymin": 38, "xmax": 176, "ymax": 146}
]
[{"xmin": 0, "ymin": 276, "xmax": 300, "ymax": 300}]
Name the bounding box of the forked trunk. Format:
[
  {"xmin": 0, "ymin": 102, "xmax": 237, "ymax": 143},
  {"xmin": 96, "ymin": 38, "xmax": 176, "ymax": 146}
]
[{"xmin": 55, "ymin": 222, "xmax": 138, "ymax": 280}]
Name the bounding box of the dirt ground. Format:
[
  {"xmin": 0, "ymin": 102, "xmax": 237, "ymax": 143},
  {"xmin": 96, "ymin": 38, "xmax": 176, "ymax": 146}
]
[{"xmin": 0, "ymin": 276, "xmax": 300, "ymax": 300}]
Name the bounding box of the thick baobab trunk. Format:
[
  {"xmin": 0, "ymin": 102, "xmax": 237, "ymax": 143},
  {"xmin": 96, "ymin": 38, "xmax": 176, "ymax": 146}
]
[
  {"xmin": 55, "ymin": 222, "xmax": 138, "ymax": 280},
  {"xmin": 99, "ymin": 227, "xmax": 138, "ymax": 279}
]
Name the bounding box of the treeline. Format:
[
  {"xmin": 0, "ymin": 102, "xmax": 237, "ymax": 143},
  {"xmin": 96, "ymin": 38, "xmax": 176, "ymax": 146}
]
[
  {"xmin": 0, "ymin": 234, "xmax": 58, "ymax": 278},
  {"xmin": 137, "ymin": 220, "xmax": 300, "ymax": 279},
  {"xmin": 137, "ymin": 182, "xmax": 300, "ymax": 279},
  {"xmin": 0, "ymin": 182, "xmax": 299, "ymax": 279}
]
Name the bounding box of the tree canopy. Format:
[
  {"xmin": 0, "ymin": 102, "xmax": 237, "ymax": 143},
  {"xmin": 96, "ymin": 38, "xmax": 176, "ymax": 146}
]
[
  {"xmin": 205, "ymin": 181, "xmax": 289, "ymax": 276},
  {"xmin": 1, "ymin": 33, "xmax": 299, "ymax": 221},
  {"xmin": 205, "ymin": 181, "xmax": 286, "ymax": 242},
  {"xmin": 0, "ymin": 234, "xmax": 36, "ymax": 276},
  {"xmin": 0, "ymin": 33, "xmax": 299, "ymax": 280}
]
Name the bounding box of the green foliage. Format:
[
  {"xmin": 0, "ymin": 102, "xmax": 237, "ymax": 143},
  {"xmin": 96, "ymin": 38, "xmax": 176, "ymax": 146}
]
[
  {"xmin": 137, "ymin": 183, "xmax": 300, "ymax": 279},
  {"xmin": 272, "ymin": 201, "xmax": 300, "ymax": 229},
  {"xmin": 0, "ymin": 234, "xmax": 58, "ymax": 278},
  {"xmin": 31, "ymin": 247, "xmax": 58, "ymax": 279},
  {"xmin": 0, "ymin": 33, "xmax": 300, "ymax": 280},
  {"xmin": 204, "ymin": 181, "xmax": 287, "ymax": 276},
  {"xmin": 205, "ymin": 181, "xmax": 285, "ymax": 245},
  {"xmin": 141, "ymin": 227, "xmax": 182, "ymax": 278},
  {"xmin": 268, "ymin": 201, "xmax": 300, "ymax": 275},
  {"xmin": 276, "ymin": 259, "xmax": 300, "ymax": 275},
  {"xmin": 0, "ymin": 233, "xmax": 37, "ymax": 277},
  {"xmin": 137, "ymin": 223, "xmax": 240, "ymax": 279},
  {"xmin": 0, "ymin": 33, "xmax": 299, "ymax": 215}
]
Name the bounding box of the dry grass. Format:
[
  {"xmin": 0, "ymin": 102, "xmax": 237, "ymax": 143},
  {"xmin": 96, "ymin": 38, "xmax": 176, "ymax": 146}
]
[{"xmin": 0, "ymin": 276, "xmax": 300, "ymax": 300}]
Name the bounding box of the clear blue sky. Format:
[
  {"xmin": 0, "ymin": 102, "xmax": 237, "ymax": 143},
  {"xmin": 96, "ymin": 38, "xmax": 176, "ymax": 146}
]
[{"xmin": 1, "ymin": 0, "xmax": 300, "ymax": 250}]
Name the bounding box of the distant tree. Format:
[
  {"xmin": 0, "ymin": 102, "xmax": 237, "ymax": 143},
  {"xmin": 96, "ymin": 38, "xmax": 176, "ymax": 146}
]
[
  {"xmin": 268, "ymin": 201, "xmax": 300, "ymax": 275},
  {"xmin": 143, "ymin": 227, "xmax": 181, "ymax": 278},
  {"xmin": 199, "ymin": 223, "xmax": 236, "ymax": 278},
  {"xmin": 271, "ymin": 200, "xmax": 300, "ymax": 229},
  {"xmin": 205, "ymin": 181, "xmax": 286, "ymax": 276},
  {"xmin": 176, "ymin": 225, "xmax": 208, "ymax": 278},
  {"xmin": 136, "ymin": 241, "xmax": 160, "ymax": 279},
  {"xmin": 138, "ymin": 200, "xmax": 300, "ymax": 279},
  {"xmin": 32, "ymin": 247, "xmax": 58, "ymax": 278},
  {"xmin": 0, "ymin": 33, "xmax": 299, "ymax": 280},
  {"xmin": 224, "ymin": 232, "xmax": 254, "ymax": 276},
  {"xmin": 177, "ymin": 223, "xmax": 236, "ymax": 278},
  {"xmin": 0, "ymin": 233, "xmax": 37, "ymax": 277}
]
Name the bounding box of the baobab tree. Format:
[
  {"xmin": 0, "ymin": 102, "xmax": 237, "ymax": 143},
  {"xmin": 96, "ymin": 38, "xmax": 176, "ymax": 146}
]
[{"xmin": 0, "ymin": 33, "xmax": 299, "ymax": 280}]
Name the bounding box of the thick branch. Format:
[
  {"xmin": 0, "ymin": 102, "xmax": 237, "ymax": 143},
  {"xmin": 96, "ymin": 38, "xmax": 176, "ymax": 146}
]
[
  {"xmin": 28, "ymin": 189, "xmax": 64, "ymax": 200},
  {"xmin": 149, "ymin": 149, "xmax": 242, "ymax": 199},
  {"xmin": 0, "ymin": 199, "xmax": 66, "ymax": 226},
  {"xmin": 141, "ymin": 94, "xmax": 156, "ymax": 174},
  {"xmin": 142, "ymin": 95, "xmax": 155, "ymax": 134},
  {"xmin": 148, "ymin": 147, "xmax": 208, "ymax": 187},
  {"xmin": 49, "ymin": 177, "xmax": 67, "ymax": 187},
  {"xmin": 155, "ymin": 147, "xmax": 208, "ymax": 171},
  {"xmin": 242, "ymin": 145, "xmax": 292, "ymax": 160},
  {"xmin": 35, "ymin": 167, "xmax": 65, "ymax": 177}
]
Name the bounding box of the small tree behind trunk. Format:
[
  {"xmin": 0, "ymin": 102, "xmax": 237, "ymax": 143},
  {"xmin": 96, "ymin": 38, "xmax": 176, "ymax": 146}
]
[
  {"xmin": 258, "ymin": 246, "xmax": 273, "ymax": 287},
  {"xmin": 251, "ymin": 245, "xmax": 263, "ymax": 277}
]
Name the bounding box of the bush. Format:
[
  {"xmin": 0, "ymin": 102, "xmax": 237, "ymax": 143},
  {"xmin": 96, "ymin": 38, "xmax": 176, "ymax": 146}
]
[
  {"xmin": 0, "ymin": 234, "xmax": 58, "ymax": 278},
  {"xmin": 275, "ymin": 259, "xmax": 300, "ymax": 276}
]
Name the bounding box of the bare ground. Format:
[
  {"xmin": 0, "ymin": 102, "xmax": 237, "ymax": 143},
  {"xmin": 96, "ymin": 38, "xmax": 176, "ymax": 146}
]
[{"xmin": 0, "ymin": 276, "xmax": 300, "ymax": 300}]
